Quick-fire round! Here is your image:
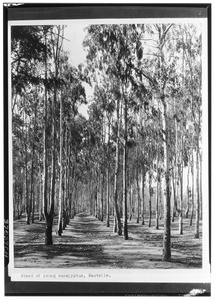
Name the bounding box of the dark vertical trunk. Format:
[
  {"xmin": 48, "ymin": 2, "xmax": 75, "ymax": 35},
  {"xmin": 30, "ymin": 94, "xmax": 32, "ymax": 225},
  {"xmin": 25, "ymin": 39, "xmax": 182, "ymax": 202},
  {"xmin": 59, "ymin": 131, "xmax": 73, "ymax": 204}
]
[
  {"xmin": 95, "ymin": 181, "xmax": 98, "ymax": 218},
  {"xmin": 63, "ymin": 126, "xmax": 69, "ymax": 228},
  {"xmin": 39, "ymin": 165, "xmax": 43, "ymax": 221},
  {"xmin": 57, "ymin": 90, "xmax": 63, "ymax": 236},
  {"xmin": 67, "ymin": 146, "xmax": 71, "ymax": 222},
  {"xmin": 190, "ymin": 150, "xmax": 194, "ymax": 226},
  {"xmin": 179, "ymin": 163, "xmax": 183, "ymax": 234},
  {"xmin": 155, "ymin": 151, "xmax": 159, "ymax": 229},
  {"xmin": 106, "ymin": 118, "xmax": 111, "ymax": 227},
  {"xmin": 70, "ymin": 165, "xmax": 75, "ymax": 218},
  {"xmin": 123, "ymin": 92, "xmax": 128, "ymax": 240},
  {"xmin": 62, "ymin": 169, "xmax": 67, "ymax": 229},
  {"xmin": 195, "ymin": 146, "xmax": 200, "ymax": 238},
  {"xmin": 43, "ymin": 28, "xmax": 51, "ymax": 244},
  {"xmin": 23, "ymin": 96, "xmax": 30, "ymax": 225},
  {"xmin": 25, "ymin": 151, "xmax": 30, "ymax": 225},
  {"xmin": 113, "ymin": 96, "xmax": 122, "ymax": 235},
  {"xmin": 185, "ymin": 162, "xmax": 190, "ymax": 218},
  {"xmin": 97, "ymin": 169, "xmax": 100, "ymax": 219},
  {"xmin": 43, "ymin": 27, "xmax": 59, "ymax": 245},
  {"xmin": 162, "ymin": 100, "xmax": 171, "ymax": 262},
  {"xmin": 141, "ymin": 166, "xmax": 145, "ymax": 225},
  {"xmin": 148, "ymin": 172, "xmax": 152, "ymax": 228},
  {"xmin": 30, "ymin": 100, "xmax": 38, "ymax": 224},
  {"xmin": 73, "ymin": 179, "xmax": 77, "ymax": 217},
  {"xmin": 199, "ymin": 153, "xmax": 202, "ymax": 220},
  {"xmin": 32, "ymin": 191, "xmax": 35, "ymax": 223},
  {"xmin": 48, "ymin": 81, "xmax": 57, "ymax": 228},
  {"xmin": 97, "ymin": 170, "xmax": 101, "ymax": 220},
  {"xmin": 46, "ymin": 26, "xmax": 64, "ymax": 242},
  {"xmin": 100, "ymin": 171, "xmax": 104, "ymax": 222},
  {"xmin": 171, "ymin": 169, "xmax": 176, "ymax": 222},
  {"xmin": 179, "ymin": 134, "xmax": 183, "ymax": 234},
  {"xmin": 159, "ymin": 177, "xmax": 162, "ymax": 220},
  {"xmin": 129, "ymin": 182, "xmax": 133, "ymax": 221},
  {"xmin": 172, "ymin": 97, "xmax": 178, "ymax": 223},
  {"xmin": 106, "ymin": 167, "xmax": 110, "ymax": 227},
  {"xmin": 136, "ymin": 166, "xmax": 140, "ymax": 224},
  {"xmin": 45, "ymin": 215, "xmax": 53, "ymax": 245}
]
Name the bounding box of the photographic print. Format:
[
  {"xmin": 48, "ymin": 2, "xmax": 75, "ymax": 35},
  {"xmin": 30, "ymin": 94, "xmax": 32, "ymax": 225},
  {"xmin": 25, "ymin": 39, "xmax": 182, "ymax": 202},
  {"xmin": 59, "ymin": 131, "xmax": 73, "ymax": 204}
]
[{"xmin": 6, "ymin": 5, "xmax": 210, "ymax": 291}]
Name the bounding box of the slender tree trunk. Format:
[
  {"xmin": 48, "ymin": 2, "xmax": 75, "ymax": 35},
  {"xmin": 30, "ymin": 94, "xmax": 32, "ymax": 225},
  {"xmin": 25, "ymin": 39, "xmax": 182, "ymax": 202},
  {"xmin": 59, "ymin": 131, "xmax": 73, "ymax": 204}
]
[
  {"xmin": 62, "ymin": 168, "xmax": 67, "ymax": 229},
  {"xmin": 39, "ymin": 165, "xmax": 43, "ymax": 221},
  {"xmin": 179, "ymin": 134, "xmax": 183, "ymax": 234},
  {"xmin": 73, "ymin": 179, "xmax": 77, "ymax": 217},
  {"xmin": 57, "ymin": 90, "xmax": 63, "ymax": 236},
  {"xmin": 106, "ymin": 117, "xmax": 111, "ymax": 227},
  {"xmin": 136, "ymin": 167, "xmax": 140, "ymax": 224},
  {"xmin": 45, "ymin": 215, "xmax": 53, "ymax": 245},
  {"xmin": 122, "ymin": 92, "xmax": 128, "ymax": 240},
  {"xmin": 95, "ymin": 181, "xmax": 98, "ymax": 218},
  {"xmin": 199, "ymin": 153, "xmax": 202, "ymax": 220},
  {"xmin": 43, "ymin": 28, "xmax": 52, "ymax": 245},
  {"xmin": 159, "ymin": 176, "xmax": 162, "ymax": 220},
  {"xmin": 63, "ymin": 127, "xmax": 69, "ymax": 228},
  {"xmin": 44, "ymin": 27, "xmax": 63, "ymax": 245},
  {"xmin": 100, "ymin": 171, "xmax": 104, "ymax": 222},
  {"xmin": 162, "ymin": 99, "xmax": 171, "ymax": 261},
  {"xmin": 25, "ymin": 144, "xmax": 30, "ymax": 224},
  {"xmin": 172, "ymin": 97, "xmax": 178, "ymax": 222},
  {"xmin": 23, "ymin": 100, "xmax": 30, "ymax": 225},
  {"xmin": 47, "ymin": 81, "xmax": 57, "ymax": 239},
  {"xmin": 156, "ymin": 151, "xmax": 159, "ymax": 229},
  {"xmin": 30, "ymin": 99, "xmax": 38, "ymax": 224},
  {"xmin": 148, "ymin": 172, "xmax": 152, "ymax": 228},
  {"xmin": 113, "ymin": 97, "xmax": 122, "ymax": 235},
  {"xmin": 185, "ymin": 162, "xmax": 190, "ymax": 218},
  {"xmin": 106, "ymin": 166, "xmax": 110, "ymax": 227},
  {"xmin": 195, "ymin": 145, "xmax": 200, "ymax": 238},
  {"xmin": 179, "ymin": 163, "xmax": 183, "ymax": 234},
  {"xmin": 171, "ymin": 169, "xmax": 176, "ymax": 222},
  {"xmin": 64, "ymin": 128, "xmax": 70, "ymax": 226},
  {"xmin": 67, "ymin": 147, "xmax": 71, "ymax": 221},
  {"xmin": 141, "ymin": 167, "xmax": 145, "ymax": 225},
  {"xmin": 129, "ymin": 182, "xmax": 133, "ymax": 221},
  {"xmin": 190, "ymin": 150, "xmax": 195, "ymax": 226},
  {"xmin": 32, "ymin": 191, "xmax": 35, "ymax": 223}
]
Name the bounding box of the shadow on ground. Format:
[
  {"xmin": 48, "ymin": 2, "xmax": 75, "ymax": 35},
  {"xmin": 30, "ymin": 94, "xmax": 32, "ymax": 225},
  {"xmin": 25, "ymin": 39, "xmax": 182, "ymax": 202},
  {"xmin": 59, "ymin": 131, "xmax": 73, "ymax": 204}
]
[{"xmin": 13, "ymin": 212, "xmax": 202, "ymax": 269}]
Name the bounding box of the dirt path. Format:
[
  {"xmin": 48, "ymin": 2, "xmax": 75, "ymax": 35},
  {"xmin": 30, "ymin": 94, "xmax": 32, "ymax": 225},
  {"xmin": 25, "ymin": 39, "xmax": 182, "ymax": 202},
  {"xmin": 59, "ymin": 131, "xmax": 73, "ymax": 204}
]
[{"xmin": 14, "ymin": 212, "xmax": 202, "ymax": 269}]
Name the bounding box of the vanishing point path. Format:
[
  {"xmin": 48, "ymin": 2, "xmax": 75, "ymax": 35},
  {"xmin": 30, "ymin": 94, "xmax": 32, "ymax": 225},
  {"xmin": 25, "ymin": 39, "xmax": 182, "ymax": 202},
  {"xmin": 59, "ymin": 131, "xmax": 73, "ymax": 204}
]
[{"xmin": 14, "ymin": 213, "xmax": 202, "ymax": 269}]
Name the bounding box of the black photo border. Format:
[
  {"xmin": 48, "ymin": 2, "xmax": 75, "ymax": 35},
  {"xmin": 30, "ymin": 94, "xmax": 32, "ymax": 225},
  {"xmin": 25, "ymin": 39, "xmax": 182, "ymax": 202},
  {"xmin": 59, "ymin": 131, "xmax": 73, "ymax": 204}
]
[{"xmin": 4, "ymin": 3, "xmax": 211, "ymax": 296}]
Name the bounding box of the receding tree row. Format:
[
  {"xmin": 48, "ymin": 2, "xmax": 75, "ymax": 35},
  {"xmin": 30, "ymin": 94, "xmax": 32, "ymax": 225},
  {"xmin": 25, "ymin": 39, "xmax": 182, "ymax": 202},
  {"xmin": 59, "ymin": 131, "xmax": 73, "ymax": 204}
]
[{"xmin": 12, "ymin": 24, "xmax": 202, "ymax": 261}]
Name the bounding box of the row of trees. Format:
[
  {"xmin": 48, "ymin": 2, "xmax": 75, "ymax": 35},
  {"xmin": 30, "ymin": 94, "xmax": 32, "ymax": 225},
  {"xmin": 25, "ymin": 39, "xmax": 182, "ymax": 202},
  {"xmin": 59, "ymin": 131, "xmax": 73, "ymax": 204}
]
[{"xmin": 12, "ymin": 23, "xmax": 202, "ymax": 261}]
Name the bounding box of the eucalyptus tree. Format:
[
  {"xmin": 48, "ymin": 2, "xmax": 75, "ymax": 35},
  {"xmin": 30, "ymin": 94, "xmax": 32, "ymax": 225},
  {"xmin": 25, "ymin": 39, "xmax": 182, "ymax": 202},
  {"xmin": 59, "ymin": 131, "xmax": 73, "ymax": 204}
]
[
  {"xmin": 56, "ymin": 56, "xmax": 87, "ymax": 235},
  {"xmin": 132, "ymin": 23, "xmax": 180, "ymax": 260},
  {"xmin": 11, "ymin": 26, "xmax": 50, "ymax": 114},
  {"xmin": 175, "ymin": 24, "xmax": 202, "ymax": 237},
  {"xmin": 40, "ymin": 25, "xmax": 67, "ymax": 244},
  {"xmin": 11, "ymin": 26, "xmax": 52, "ymax": 224},
  {"xmin": 84, "ymin": 24, "xmax": 151, "ymax": 239}
]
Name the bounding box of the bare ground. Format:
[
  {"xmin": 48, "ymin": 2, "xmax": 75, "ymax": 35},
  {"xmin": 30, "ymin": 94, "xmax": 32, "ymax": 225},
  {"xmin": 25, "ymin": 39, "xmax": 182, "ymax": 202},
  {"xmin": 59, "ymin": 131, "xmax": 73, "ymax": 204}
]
[{"xmin": 13, "ymin": 212, "xmax": 202, "ymax": 269}]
